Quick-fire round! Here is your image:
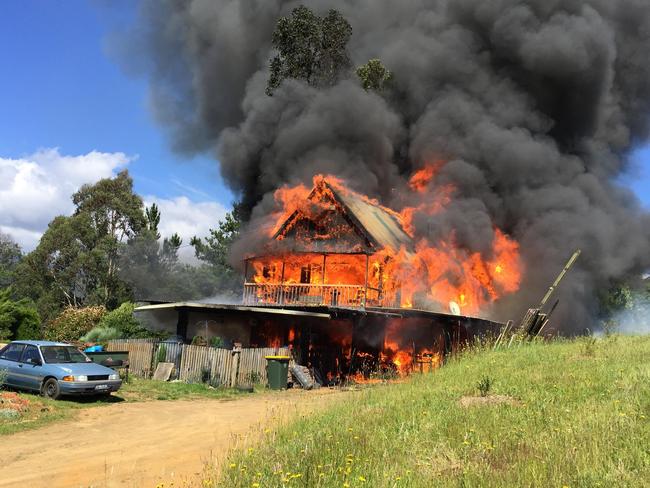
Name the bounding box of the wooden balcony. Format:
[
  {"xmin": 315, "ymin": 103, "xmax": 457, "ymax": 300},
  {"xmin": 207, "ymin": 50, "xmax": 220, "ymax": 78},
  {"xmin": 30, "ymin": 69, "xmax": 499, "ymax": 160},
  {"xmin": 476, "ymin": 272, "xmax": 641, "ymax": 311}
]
[{"xmin": 242, "ymin": 283, "xmax": 397, "ymax": 309}]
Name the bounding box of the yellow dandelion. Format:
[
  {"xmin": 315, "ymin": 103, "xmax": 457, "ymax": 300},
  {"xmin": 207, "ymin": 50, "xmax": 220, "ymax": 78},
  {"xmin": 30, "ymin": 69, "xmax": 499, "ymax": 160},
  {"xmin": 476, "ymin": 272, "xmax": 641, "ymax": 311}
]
[
  {"xmin": 229, "ymin": 463, "xmax": 237, "ymax": 469},
  {"xmin": 358, "ymin": 476, "xmax": 367, "ymax": 482}
]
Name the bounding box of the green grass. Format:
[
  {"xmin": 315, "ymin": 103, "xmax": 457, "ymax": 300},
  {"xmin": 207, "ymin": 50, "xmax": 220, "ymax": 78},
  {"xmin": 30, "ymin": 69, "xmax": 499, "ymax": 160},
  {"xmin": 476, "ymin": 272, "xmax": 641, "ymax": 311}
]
[
  {"xmin": 219, "ymin": 335, "xmax": 650, "ymax": 487},
  {"xmin": 0, "ymin": 377, "xmax": 255, "ymax": 436},
  {"xmin": 0, "ymin": 393, "xmax": 108, "ymax": 436},
  {"xmin": 118, "ymin": 377, "xmax": 257, "ymax": 402}
]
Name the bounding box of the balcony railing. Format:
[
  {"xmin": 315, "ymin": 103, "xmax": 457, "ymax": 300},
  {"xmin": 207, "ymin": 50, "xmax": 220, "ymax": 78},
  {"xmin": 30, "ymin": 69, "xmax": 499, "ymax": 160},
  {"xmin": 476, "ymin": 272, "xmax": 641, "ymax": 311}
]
[{"xmin": 243, "ymin": 283, "xmax": 397, "ymax": 309}]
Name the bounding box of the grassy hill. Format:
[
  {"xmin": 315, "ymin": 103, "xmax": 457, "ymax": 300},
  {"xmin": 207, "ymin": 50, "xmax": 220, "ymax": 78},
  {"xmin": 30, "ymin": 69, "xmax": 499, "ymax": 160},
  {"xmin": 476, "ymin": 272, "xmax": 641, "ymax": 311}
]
[{"xmin": 219, "ymin": 335, "xmax": 650, "ymax": 487}]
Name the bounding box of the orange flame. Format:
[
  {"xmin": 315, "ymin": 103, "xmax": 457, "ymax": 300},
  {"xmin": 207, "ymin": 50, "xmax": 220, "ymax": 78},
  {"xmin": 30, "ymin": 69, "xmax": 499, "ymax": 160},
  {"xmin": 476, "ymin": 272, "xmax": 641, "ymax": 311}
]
[
  {"xmin": 408, "ymin": 160, "xmax": 445, "ymax": 193},
  {"xmin": 250, "ymin": 170, "xmax": 523, "ymax": 318}
]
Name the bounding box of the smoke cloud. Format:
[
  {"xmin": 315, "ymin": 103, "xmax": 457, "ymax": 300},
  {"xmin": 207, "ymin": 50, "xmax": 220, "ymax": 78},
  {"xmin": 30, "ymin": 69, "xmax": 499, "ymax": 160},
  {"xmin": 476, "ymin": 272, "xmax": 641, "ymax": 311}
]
[{"xmin": 121, "ymin": 0, "xmax": 650, "ymax": 329}]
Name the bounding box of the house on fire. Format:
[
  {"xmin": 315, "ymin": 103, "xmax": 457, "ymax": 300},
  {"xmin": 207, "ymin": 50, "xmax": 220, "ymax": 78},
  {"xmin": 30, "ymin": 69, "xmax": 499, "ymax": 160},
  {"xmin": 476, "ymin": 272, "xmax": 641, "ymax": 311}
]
[
  {"xmin": 242, "ymin": 176, "xmax": 413, "ymax": 309},
  {"xmin": 135, "ymin": 177, "xmax": 502, "ymax": 379}
]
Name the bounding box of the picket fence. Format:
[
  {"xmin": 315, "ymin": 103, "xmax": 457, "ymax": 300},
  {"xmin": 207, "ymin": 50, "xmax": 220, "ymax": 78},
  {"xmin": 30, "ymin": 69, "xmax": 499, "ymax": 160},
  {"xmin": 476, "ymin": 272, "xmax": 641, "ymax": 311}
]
[{"xmin": 106, "ymin": 339, "xmax": 289, "ymax": 388}]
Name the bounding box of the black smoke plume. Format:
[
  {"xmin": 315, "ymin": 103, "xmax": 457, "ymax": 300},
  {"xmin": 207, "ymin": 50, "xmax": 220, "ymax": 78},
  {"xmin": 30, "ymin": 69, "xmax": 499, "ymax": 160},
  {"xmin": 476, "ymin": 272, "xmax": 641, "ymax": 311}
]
[{"xmin": 119, "ymin": 0, "xmax": 650, "ymax": 329}]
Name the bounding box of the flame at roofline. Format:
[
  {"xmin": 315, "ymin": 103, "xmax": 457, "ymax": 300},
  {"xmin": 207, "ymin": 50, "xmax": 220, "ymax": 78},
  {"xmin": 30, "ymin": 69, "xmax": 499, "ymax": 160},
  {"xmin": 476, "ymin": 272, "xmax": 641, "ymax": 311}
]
[{"xmin": 246, "ymin": 168, "xmax": 523, "ymax": 317}]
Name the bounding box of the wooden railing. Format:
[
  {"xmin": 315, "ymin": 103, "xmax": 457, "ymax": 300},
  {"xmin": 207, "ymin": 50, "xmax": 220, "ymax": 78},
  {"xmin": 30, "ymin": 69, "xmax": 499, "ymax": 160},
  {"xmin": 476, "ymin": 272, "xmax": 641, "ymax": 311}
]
[{"xmin": 243, "ymin": 283, "xmax": 397, "ymax": 309}]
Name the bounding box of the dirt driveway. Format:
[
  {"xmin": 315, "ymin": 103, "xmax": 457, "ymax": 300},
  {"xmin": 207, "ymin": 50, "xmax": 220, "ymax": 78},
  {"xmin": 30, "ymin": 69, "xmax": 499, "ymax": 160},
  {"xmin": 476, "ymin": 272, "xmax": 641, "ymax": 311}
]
[{"xmin": 0, "ymin": 389, "xmax": 344, "ymax": 488}]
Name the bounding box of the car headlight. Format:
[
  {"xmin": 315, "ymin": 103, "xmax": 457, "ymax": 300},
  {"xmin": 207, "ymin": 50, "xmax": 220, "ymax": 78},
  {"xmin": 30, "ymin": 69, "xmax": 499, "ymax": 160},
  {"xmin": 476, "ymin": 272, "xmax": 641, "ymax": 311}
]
[
  {"xmin": 75, "ymin": 375, "xmax": 88, "ymax": 382},
  {"xmin": 109, "ymin": 373, "xmax": 119, "ymax": 381}
]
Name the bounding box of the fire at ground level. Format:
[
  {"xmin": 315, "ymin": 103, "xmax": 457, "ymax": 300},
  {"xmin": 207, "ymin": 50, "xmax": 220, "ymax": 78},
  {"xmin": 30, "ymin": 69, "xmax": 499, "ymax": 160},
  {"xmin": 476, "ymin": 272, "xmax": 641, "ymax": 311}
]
[{"xmin": 135, "ymin": 302, "xmax": 501, "ymax": 383}]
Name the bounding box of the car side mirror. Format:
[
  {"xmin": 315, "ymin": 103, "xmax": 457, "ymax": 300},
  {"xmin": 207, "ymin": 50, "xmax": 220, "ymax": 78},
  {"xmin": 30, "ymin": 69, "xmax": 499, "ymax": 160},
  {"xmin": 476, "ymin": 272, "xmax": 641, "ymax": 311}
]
[{"xmin": 29, "ymin": 358, "xmax": 42, "ymax": 366}]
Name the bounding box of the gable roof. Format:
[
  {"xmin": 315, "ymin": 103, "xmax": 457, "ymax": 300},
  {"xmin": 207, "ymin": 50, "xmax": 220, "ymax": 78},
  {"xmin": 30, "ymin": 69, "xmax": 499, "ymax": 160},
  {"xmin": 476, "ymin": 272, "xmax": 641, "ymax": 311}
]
[{"xmin": 273, "ymin": 179, "xmax": 413, "ymax": 253}]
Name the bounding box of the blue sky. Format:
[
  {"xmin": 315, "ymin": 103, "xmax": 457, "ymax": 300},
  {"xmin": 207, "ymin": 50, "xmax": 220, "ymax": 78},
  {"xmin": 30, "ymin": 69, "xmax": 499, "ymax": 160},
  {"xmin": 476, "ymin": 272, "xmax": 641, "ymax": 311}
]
[
  {"xmin": 0, "ymin": 0, "xmax": 233, "ymax": 202},
  {"xmin": 0, "ymin": 1, "xmax": 234, "ymax": 252},
  {"xmin": 0, "ymin": 1, "xmax": 648, "ymax": 250}
]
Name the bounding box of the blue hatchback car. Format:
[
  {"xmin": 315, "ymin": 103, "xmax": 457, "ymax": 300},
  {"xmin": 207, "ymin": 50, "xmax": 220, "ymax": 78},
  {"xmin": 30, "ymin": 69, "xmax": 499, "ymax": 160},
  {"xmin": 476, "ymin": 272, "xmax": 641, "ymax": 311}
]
[{"xmin": 0, "ymin": 341, "xmax": 122, "ymax": 400}]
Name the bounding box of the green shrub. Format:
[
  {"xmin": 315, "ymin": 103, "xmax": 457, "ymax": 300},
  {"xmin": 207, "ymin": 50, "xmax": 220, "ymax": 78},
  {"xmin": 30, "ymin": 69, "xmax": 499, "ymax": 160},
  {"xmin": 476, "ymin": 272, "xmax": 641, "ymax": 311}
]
[
  {"xmin": 44, "ymin": 306, "xmax": 106, "ymax": 342},
  {"xmin": 0, "ymin": 288, "xmax": 41, "ymax": 340},
  {"xmin": 80, "ymin": 326, "xmax": 120, "ymax": 343},
  {"xmin": 580, "ymin": 335, "xmax": 598, "ymax": 357},
  {"xmin": 477, "ymin": 375, "xmax": 493, "ymax": 397},
  {"xmin": 209, "ymin": 336, "xmax": 225, "ymax": 348},
  {"xmin": 156, "ymin": 344, "xmax": 167, "ymax": 364},
  {"xmin": 98, "ymin": 302, "xmax": 145, "ymax": 338},
  {"xmin": 78, "ymin": 302, "xmax": 166, "ymax": 343}
]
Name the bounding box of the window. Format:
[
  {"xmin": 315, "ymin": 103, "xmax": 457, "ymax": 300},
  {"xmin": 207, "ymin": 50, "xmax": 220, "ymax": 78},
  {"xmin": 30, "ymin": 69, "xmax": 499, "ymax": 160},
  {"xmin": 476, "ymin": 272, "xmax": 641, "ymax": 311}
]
[
  {"xmin": 0, "ymin": 343, "xmax": 26, "ymax": 361},
  {"xmin": 41, "ymin": 346, "xmax": 90, "ymax": 364},
  {"xmin": 20, "ymin": 345, "xmax": 41, "ymax": 364}
]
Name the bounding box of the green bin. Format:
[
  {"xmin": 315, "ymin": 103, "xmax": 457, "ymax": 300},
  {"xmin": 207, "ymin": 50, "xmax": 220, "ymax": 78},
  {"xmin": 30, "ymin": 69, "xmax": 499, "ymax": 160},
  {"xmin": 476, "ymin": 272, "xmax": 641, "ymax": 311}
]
[{"xmin": 265, "ymin": 355, "xmax": 290, "ymax": 390}]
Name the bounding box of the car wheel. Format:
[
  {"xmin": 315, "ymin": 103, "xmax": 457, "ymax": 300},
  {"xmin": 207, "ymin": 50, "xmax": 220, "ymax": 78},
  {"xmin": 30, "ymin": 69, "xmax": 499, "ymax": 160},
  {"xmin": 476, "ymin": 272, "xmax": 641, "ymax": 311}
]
[{"xmin": 42, "ymin": 378, "xmax": 62, "ymax": 400}]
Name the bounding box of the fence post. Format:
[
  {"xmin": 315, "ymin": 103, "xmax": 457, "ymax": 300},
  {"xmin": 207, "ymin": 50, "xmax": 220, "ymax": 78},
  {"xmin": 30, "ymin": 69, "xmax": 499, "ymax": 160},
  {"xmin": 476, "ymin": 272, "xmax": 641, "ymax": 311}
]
[{"xmin": 230, "ymin": 344, "xmax": 241, "ymax": 387}]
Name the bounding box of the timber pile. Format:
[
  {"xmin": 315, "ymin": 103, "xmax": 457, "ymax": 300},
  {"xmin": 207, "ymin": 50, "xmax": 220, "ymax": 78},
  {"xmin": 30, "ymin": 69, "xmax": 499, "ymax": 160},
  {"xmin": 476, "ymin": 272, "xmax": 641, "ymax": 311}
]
[{"xmin": 290, "ymin": 364, "xmax": 318, "ymax": 390}]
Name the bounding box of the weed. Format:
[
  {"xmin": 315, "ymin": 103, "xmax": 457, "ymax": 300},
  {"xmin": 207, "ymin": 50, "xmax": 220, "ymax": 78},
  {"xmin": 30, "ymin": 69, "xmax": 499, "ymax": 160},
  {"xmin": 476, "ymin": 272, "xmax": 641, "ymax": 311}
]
[
  {"xmin": 239, "ymin": 371, "xmax": 262, "ymax": 386},
  {"xmin": 602, "ymin": 319, "xmax": 619, "ymax": 337},
  {"xmin": 156, "ymin": 344, "xmax": 168, "ymax": 364},
  {"xmin": 201, "ymin": 367, "xmax": 211, "ymax": 384},
  {"xmin": 476, "ymin": 375, "xmax": 493, "ymax": 397},
  {"xmin": 580, "ymin": 335, "xmax": 598, "ymax": 357},
  {"xmin": 210, "ymin": 336, "xmax": 225, "ymax": 348}
]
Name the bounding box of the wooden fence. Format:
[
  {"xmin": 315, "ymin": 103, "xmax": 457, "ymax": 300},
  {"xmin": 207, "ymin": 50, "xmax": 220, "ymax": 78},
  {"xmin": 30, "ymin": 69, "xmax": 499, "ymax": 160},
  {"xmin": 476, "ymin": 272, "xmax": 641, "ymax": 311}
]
[
  {"xmin": 178, "ymin": 345, "xmax": 235, "ymax": 385},
  {"xmin": 238, "ymin": 347, "xmax": 288, "ymax": 386},
  {"xmin": 107, "ymin": 340, "xmax": 156, "ymax": 378},
  {"xmin": 106, "ymin": 339, "xmax": 290, "ymax": 388}
]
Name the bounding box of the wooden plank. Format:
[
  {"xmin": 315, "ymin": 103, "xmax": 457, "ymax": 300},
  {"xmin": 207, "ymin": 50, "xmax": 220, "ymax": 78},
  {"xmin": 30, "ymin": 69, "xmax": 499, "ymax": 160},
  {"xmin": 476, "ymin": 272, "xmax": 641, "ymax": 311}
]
[{"xmin": 152, "ymin": 362, "xmax": 174, "ymax": 381}]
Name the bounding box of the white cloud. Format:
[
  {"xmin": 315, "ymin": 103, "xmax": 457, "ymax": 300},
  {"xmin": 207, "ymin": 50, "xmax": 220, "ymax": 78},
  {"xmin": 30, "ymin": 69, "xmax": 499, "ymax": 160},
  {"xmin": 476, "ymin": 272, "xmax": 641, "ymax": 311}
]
[
  {"xmin": 0, "ymin": 148, "xmax": 230, "ymax": 256},
  {"xmin": 0, "ymin": 148, "xmax": 132, "ymax": 250},
  {"xmin": 143, "ymin": 195, "xmax": 229, "ymax": 262}
]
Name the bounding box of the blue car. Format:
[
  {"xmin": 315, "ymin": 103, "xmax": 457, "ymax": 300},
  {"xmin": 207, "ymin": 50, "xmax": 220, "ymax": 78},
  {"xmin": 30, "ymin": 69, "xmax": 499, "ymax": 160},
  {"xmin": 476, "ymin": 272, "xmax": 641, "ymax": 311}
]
[{"xmin": 0, "ymin": 340, "xmax": 122, "ymax": 400}]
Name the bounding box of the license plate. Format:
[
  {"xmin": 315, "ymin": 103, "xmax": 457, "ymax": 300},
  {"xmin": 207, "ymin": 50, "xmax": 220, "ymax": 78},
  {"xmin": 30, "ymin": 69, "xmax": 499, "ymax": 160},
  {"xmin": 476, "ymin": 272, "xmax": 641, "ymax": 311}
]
[{"xmin": 95, "ymin": 384, "xmax": 109, "ymax": 390}]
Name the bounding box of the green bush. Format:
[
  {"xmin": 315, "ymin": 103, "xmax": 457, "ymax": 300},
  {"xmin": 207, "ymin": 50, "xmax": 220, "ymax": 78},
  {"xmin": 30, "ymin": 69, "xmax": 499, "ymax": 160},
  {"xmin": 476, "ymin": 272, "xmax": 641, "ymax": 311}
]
[
  {"xmin": 209, "ymin": 336, "xmax": 225, "ymax": 348},
  {"xmin": 477, "ymin": 375, "xmax": 494, "ymax": 397},
  {"xmin": 0, "ymin": 288, "xmax": 41, "ymax": 340},
  {"xmin": 44, "ymin": 306, "xmax": 106, "ymax": 343},
  {"xmin": 80, "ymin": 326, "xmax": 120, "ymax": 343},
  {"xmin": 78, "ymin": 302, "xmax": 167, "ymax": 343},
  {"xmin": 156, "ymin": 344, "xmax": 167, "ymax": 364}
]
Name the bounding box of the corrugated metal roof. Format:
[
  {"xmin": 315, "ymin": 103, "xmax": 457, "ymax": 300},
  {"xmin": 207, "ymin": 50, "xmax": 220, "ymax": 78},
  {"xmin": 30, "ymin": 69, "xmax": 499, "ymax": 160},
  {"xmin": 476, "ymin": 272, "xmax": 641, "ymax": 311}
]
[
  {"xmin": 271, "ymin": 179, "xmax": 413, "ymax": 253},
  {"xmin": 329, "ymin": 184, "xmax": 413, "ymax": 252},
  {"xmin": 134, "ymin": 302, "xmax": 331, "ymax": 318}
]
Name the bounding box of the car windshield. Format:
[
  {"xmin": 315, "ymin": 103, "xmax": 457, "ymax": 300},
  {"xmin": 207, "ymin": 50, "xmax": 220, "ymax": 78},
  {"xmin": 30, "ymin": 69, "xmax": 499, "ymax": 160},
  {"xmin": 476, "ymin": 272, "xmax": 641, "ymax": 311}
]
[{"xmin": 41, "ymin": 346, "xmax": 90, "ymax": 364}]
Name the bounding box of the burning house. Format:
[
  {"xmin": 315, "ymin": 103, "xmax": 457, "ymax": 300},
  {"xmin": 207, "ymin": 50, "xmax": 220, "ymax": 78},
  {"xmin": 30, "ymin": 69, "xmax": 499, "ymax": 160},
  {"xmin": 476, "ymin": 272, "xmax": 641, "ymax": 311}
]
[{"xmin": 136, "ymin": 174, "xmax": 513, "ymax": 381}]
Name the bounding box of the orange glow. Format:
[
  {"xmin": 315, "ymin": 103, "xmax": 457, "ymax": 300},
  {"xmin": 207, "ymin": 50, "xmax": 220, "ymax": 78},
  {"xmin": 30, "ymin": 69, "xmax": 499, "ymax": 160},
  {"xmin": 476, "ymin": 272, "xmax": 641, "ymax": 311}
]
[
  {"xmin": 248, "ymin": 172, "xmax": 523, "ymax": 318},
  {"xmin": 408, "ymin": 160, "xmax": 445, "ymax": 193}
]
